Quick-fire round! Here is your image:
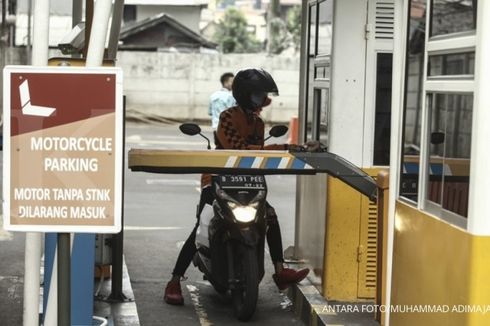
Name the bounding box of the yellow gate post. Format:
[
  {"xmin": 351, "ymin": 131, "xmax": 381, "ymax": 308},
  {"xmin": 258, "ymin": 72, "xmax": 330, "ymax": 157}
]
[{"xmin": 375, "ymin": 170, "xmax": 389, "ymax": 324}]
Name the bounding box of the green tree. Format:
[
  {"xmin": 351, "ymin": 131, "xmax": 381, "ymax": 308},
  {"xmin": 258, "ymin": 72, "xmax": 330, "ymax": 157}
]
[
  {"xmin": 267, "ymin": 3, "xmax": 302, "ymax": 54},
  {"xmin": 287, "ymin": 5, "xmax": 302, "ymax": 52},
  {"xmin": 268, "ymin": 17, "xmax": 289, "ymax": 54},
  {"xmin": 213, "ymin": 8, "xmax": 262, "ymax": 53}
]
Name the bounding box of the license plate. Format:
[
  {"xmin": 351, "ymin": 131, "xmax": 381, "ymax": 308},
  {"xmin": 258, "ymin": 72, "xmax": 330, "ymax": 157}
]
[{"xmin": 219, "ymin": 175, "xmax": 266, "ymax": 189}]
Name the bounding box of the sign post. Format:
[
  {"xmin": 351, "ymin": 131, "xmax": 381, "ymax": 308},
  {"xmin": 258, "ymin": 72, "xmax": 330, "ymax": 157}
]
[
  {"xmin": 58, "ymin": 233, "xmax": 70, "ymax": 326},
  {"xmin": 2, "ymin": 65, "xmax": 123, "ymax": 324},
  {"xmin": 3, "ymin": 65, "xmax": 123, "ymax": 233}
]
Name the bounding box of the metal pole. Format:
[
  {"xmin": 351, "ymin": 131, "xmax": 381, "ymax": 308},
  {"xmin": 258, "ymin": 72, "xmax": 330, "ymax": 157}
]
[
  {"xmin": 1, "ymin": 0, "xmax": 6, "ymax": 112},
  {"xmin": 23, "ymin": 0, "xmax": 50, "ymax": 324},
  {"xmin": 85, "ymin": 0, "xmax": 128, "ymax": 302},
  {"xmin": 293, "ymin": 0, "xmax": 309, "ymax": 259},
  {"xmin": 57, "ymin": 233, "xmax": 71, "ymax": 326},
  {"xmin": 107, "ymin": 0, "xmax": 124, "ymax": 60},
  {"xmin": 1, "ymin": 0, "xmax": 6, "ymax": 34},
  {"xmin": 72, "ymin": 0, "xmax": 83, "ymax": 26},
  {"xmin": 109, "ymin": 96, "xmax": 126, "ymax": 301},
  {"xmin": 31, "ymin": 0, "xmax": 49, "ymax": 66},
  {"xmin": 44, "ymin": 1, "xmax": 84, "ymax": 322},
  {"xmin": 43, "ymin": 244, "xmax": 57, "ymax": 326},
  {"xmin": 86, "ymin": 0, "xmax": 112, "ymax": 67},
  {"xmin": 26, "ymin": 0, "xmax": 32, "ymax": 64}
]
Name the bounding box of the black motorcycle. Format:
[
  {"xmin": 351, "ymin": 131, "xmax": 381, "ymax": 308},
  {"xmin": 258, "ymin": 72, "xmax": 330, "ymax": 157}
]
[{"xmin": 179, "ymin": 123, "xmax": 287, "ymax": 321}]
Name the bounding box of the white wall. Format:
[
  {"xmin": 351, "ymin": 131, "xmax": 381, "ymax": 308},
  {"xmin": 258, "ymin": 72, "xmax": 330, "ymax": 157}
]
[
  {"xmin": 1, "ymin": 48, "xmax": 300, "ymax": 123},
  {"xmin": 15, "ymin": 14, "xmax": 73, "ymax": 46},
  {"xmin": 329, "ymin": 0, "xmax": 368, "ymax": 166},
  {"xmin": 117, "ymin": 51, "xmax": 300, "ymax": 123}
]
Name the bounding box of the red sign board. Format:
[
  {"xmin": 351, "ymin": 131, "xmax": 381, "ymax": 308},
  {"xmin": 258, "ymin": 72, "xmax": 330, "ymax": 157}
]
[{"xmin": 2, "ymin": 66, "xmax": 123, "ymax": 233}]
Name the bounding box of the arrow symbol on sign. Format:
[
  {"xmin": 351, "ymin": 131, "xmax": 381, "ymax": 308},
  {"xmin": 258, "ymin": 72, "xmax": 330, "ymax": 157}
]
[{"xmin": 19, "ymin": 79, "xmax": 56, "ymax": 117}]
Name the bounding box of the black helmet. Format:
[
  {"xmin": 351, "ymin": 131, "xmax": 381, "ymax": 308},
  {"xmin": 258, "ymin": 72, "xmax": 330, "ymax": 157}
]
[{"xmin": 232, "ymin": 68, "xmax": 279, "ymax": 111}]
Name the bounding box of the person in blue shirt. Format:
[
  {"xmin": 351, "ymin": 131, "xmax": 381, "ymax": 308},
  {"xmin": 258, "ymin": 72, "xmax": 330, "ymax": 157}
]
[{"xmin": 209, "ymin": 72, "xmax": 236, "ymax": 130}]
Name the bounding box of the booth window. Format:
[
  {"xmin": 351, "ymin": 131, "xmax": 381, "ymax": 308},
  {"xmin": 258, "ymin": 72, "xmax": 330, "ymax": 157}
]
[
  {"xmin": 305, "ymin": 1, "xmax": 332, "ymax": 143},
  {"xmin": 319, "ymin": 88, "xmax": 329, "ymax": 145},
  {"xmin": 306, "ymin": 4, "xmax": 318, "ymax": 141},
  {"xmin": 308, "ymin": 88, "xmax": 329, "ymax": 143},
  {"xmin": 373, "ymin": 53, "xmax": 393, "ymax": 166},
  {"xmin": 309, "ymin": 4, "xmax": 318, "ymax": 56},
  {"xmin": 426, "ymin": 93, "xmax": 472, "ymax": 218},
  {"xmin": 399, "ymin": 0, "xmax": 426, "ymax": 202},
  {"xmin": 317, "ymin": 0, "xmax": 333, "ymax": 55},
  {"xmin": 430, "ymin": 0, "xmax": 477, "ymax": 37},
  {"xmin": 428, "ymin": 52, "xmax": 475, "ymax": 76}
]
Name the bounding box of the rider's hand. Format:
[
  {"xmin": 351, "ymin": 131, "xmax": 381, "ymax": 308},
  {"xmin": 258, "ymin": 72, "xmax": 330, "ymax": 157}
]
[
  {"xmin": 287, "ymin": 144, "xmax": 305, "ymax": 152},
  {"xmin": 304, "ymin": 140, "xmax": 322, "ymax": 152}
]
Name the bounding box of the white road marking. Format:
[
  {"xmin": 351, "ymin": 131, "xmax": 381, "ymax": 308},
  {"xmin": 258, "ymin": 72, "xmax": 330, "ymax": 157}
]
[
  {"xmin": 126, "ymin": 139, "xmax": 205, "ymax": 146},
  {"xmin": 186, "ymin": 284, "xmax": 213, "ymax": 326},
  {"xmin": 146, "ymin": 179, "xmax": 200, "ymax": 186},
  {"xmin": 126, "ymin": 135, "xmax": 142, "ymax": 142},
  {"xmin": 124, "ymin": 226, "xmax": 183, "ymax": 231}
]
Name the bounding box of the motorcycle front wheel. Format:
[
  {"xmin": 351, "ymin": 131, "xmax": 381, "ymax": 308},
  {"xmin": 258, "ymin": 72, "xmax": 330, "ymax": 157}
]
[{"xmin": 231, "ymin": 246, "xmax": 259, "ymax": 321}]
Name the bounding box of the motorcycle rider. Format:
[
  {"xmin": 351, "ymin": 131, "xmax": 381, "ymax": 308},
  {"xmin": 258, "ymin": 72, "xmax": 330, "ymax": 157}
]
[{"xmin": 164, "ymin": 68, "xmax": 310, "ymax": 305}]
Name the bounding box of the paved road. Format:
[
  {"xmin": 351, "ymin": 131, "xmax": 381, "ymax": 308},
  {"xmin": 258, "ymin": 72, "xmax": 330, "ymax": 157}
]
[
  {"xmin": 124, "ymin": 122, "xmax": 302, "ymax": 325},
  {"xmin": 0, "ymin": 121, "xmax": 303, "ymax": 325}
]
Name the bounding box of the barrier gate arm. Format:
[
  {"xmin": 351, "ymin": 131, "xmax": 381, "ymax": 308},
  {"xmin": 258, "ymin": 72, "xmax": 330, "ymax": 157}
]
[{"xmin": 128, "ymin": 149, "xmax": 378, "ymax": 201}]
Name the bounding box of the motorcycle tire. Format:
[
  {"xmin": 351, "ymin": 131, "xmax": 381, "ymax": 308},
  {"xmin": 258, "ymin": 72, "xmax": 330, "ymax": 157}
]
[{"xmin": 231, "ymin": 246, "xmax": 259, "ymax": 321}]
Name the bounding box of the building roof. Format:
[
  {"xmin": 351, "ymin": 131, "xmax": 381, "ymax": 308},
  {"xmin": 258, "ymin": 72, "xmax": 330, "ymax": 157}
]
[
  {"xmin": 124, "ymin": 0, "xmax": 209, "ymax": 5},
  {"xmin": 120, "ymin": 13, "xmax": 217, "ymax": 49}
]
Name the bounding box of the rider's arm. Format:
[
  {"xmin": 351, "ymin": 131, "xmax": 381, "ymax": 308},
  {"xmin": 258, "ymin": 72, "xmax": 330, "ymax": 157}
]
[{"xmin": 263, "ymin": 143, "xmax": 288, "ymax": 150}]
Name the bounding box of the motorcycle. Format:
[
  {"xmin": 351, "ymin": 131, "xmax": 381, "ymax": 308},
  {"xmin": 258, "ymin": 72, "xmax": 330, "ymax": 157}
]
[{"xmin": 179, "ymin": 123, "xmax": 288, "ymax": 321}]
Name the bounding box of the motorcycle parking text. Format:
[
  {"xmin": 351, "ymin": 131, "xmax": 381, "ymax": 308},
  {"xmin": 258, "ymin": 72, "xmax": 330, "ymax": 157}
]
[{"xmin": 30, "ymin": 136, "xmax": 112, "ymax": 172}]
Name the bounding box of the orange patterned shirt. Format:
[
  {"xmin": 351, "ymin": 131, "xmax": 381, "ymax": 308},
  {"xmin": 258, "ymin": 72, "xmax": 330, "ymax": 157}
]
[{"xmin": 201, "ymin": 106, "xmax": 286, "ymax": 188}]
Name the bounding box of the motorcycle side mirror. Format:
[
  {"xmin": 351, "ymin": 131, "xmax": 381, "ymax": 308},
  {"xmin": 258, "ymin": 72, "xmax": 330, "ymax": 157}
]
[
  {"xmin": 179, "ymin": 123, "xmax": 201, "ymax": 136},
  {"xmin": 265, "ymin": 125, "xmax": 288, "ymax": 141},
  {"xmin": 179, "ymin": 123, "xmax": 211, "ymax": 149}
]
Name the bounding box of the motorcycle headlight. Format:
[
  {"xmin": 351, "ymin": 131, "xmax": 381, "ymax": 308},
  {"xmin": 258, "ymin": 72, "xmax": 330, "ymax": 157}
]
[{"xmin": 231, "ymin": 206, "xmax": 257, "ymax": 223}]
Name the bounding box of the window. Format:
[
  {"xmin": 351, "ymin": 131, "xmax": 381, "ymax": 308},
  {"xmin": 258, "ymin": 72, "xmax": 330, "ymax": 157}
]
[
  {"xmin": 426, "ymin": 93, "xmax": 472, "ymax": 218},
  {"xmin": 428, "ymin": 52, "xmax": 475, "ymax": 76},
  {"xmin": 319, "ymin": 88, "xmax": 329, "ymax": 145},
  {"xmin": 430, "ymin": 0, "xmax": 477, "ymax": 37},
  {"xmin": 306, "ymin": 88, "xmax": 329, "ymax": 143},
  {"xmin": 305, "ymin": 2, "xmax": 331, "ymax": 144},
  {"xmin": 317, "ymin": 0, "xmax": 333, "ymax": 55},
  {"xmin": 309, "ymin": 5, "xmax": 318, "ymax": 56},
  {"xmin": 305, "ymin": 4, "xmax": 318, "ymax": 141},
  {"xmin": 399, "ymin": 0, "xmax": 426, "ymax": 201},
  {"xmin": 373, "ymin": 53, "xmax": 393, "ymax": 166},
  {"xmin": 399, "ymin": 0, "xmax": 477, "ymax": 227}
]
